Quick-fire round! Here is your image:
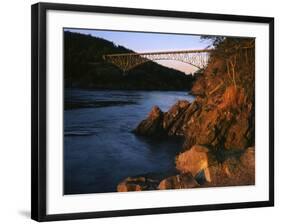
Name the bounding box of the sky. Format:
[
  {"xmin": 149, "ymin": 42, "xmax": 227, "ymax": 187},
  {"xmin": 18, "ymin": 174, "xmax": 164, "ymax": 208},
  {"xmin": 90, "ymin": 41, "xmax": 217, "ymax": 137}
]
[{"xmin": 65, "ymin": 28, "xmax": 211, "ymax": 74}]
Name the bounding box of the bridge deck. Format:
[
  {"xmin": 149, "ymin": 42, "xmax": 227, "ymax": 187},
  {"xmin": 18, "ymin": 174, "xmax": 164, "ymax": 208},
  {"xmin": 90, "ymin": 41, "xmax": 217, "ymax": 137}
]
[
  {"xmin": 102, "ymin": 48, "xmax": 213, "ymax": 72},
  {"xmin": 104, "ymin": 49, "xmax": 213, "ymax": 57}
]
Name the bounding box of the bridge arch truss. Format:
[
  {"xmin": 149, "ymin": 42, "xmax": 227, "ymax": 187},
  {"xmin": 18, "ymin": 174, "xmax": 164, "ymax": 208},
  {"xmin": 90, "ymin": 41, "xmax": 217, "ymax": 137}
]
[{"xmin": 103, "ymin": 49, "xmax": 213, "ymax": 72}]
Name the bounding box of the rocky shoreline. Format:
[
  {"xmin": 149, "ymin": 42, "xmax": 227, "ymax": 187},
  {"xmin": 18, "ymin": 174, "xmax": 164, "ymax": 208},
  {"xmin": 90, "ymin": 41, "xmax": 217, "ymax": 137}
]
[
  {"xmin": 117, "ymin": 96, "xmax": 255, "ymax": 191},
  {"xmin": 117, "ymin": 38, "xmax": 255, "ymax": 192}
]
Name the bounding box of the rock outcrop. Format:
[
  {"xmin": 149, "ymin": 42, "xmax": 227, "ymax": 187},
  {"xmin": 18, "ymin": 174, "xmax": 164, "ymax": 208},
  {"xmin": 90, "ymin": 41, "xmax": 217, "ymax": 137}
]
[
  {"xmin": 134, "ymin": 83, "xmax": 254, "ymax": 151},
  {"xmin": 134, "ymin": 100, "xmax": 191, "ymax": 137},
  {"xmin": 133, "ymin": 106, "xmax": 165, "ymax": 137},
  {"xmin": 175, "ymin": 145, "xmax": 215, "ymax": 176},
  {"xmin": 175, "ymin": 145, "xmax": 255, "ymax": 187},
  {"xmin": 117, "ymin": 145, "xmax": 254, "ymax": 192},
  {"xmin": 183, "ymin": 85, "xmax": 254, "ymax": 151},
  {"xmin": 117, "ymin": 176, "xmax": 160, "ymax": 192},
  {"xmin": 158, "ymin": 172, "xmax": 199, "ymax": 190},
  {"xmin": 119, "ymin": 38, "xmax": 255, "ymax": 191},
  {"xmin": 163, "ymin": 100, "xmax": 190, "ymax": 136}
]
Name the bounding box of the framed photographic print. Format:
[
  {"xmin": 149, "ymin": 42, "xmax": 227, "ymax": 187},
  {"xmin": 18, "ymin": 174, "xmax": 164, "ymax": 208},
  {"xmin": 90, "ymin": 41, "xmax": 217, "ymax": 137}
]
[{"xmin": 31, "ymin": 2, "xmax": 274, "ymax": 222}]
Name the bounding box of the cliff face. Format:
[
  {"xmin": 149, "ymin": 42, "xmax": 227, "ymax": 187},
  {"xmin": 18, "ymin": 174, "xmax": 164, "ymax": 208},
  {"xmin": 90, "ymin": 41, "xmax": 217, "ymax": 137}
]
[
  {"xmin": 120, "ymin": 38, "xmax": 255, "ymax": 191},
  {"xmin": 185, "ymin": 38, "xmax": 255, "ymax": 151},
  {"xmin": 135, "ymin": 38, "xmax": 255, "ymax": 152}
]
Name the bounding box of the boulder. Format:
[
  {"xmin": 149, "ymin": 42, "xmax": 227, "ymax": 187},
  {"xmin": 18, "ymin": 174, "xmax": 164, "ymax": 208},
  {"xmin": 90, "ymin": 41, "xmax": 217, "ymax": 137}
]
[
  {"xmin": 158, "ymin": 172, "xmax": 199, "ymax": 190},
  {"xmin": 175, "ymin": 145, "xmax": 216, "ymax": 176},
  {"xmin": 134, "ymin": 100, "xmax": 192, "ymax": 137},
  {"xmin": 201, "ymin": 146, "xmax": 255, "ymax": 187},
  {"xmin": 133, "ymin": 106, "xmax": 165, "ymax": 137},
  {"xmin": 117, "ymin": 181, "xmax": 143, "ymax": 192},
  {"xmin": 175, "ymin": 144, "xmax": 255, "ymax": 187},
  {"xmin": 117, "ymin": 176, "xmax": 159, "ymax": 192}
]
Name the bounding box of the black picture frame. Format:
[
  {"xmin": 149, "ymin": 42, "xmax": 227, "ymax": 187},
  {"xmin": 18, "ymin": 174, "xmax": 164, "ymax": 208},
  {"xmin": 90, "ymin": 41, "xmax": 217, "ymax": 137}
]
[{"xmin": 31, "ymin": 2, "xmax": 274, "ymax": 222}]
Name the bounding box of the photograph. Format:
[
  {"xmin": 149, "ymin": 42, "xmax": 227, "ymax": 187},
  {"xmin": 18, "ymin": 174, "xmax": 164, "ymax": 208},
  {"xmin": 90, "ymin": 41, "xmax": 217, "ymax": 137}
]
[
  {"xmin": 0, "ymin": 0, "xmax": 278, "ymax": 223},
  {"xmin": 63, "ymin": 28, "xmax": 255, "ymax": 195}
]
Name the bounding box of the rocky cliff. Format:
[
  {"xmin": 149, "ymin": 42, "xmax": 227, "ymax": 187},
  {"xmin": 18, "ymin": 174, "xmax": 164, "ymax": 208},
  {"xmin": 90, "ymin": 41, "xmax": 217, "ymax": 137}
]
[{"xmin": 118, "ymin": 37, "xmax": 255, "ymax": 191}]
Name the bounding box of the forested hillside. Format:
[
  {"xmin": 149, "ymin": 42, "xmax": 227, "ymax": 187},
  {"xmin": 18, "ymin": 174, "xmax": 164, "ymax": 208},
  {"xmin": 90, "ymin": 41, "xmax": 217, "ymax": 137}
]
[{"xmin": 64, "ymin": 31, "xmax": 196, "ymax": 90}]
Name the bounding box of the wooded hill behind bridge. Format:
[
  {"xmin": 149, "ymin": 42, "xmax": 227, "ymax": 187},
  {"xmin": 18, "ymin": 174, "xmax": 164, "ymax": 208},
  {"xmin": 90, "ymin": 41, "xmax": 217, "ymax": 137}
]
[{"xmin": 64, "ymin": 31, "xmax": 197, "ymax": 90}]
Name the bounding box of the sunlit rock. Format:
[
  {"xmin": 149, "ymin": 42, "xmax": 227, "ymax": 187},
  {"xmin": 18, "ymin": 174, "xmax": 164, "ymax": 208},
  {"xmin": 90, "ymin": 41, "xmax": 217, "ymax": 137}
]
[
  {"xmin": 158, "ymin": 172, "xmax": 199, "ymax": 190},
  {"xmin": 175, "ymin": 145, "xmax": 215, "ymax": 176}
]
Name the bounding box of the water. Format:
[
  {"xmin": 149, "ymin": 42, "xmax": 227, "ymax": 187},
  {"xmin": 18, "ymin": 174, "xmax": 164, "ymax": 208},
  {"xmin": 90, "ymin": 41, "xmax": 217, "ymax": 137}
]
[{"xmin": 64, "ymin": 89, "xmax": 194, "ymax": 194}]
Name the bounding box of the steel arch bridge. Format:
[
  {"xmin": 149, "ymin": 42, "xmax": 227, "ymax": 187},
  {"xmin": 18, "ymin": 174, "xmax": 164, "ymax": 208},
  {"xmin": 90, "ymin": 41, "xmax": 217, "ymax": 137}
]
[{"xmin": 102, "ymin": 49, "xmax": 213, "ymax": 72}]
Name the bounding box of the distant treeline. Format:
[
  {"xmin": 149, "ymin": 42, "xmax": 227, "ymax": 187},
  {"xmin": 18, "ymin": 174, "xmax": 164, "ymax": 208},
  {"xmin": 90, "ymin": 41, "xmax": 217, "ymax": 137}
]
[{"xmin": 64, "ymin": 31, "xmax": 197, "ymax": 91}]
